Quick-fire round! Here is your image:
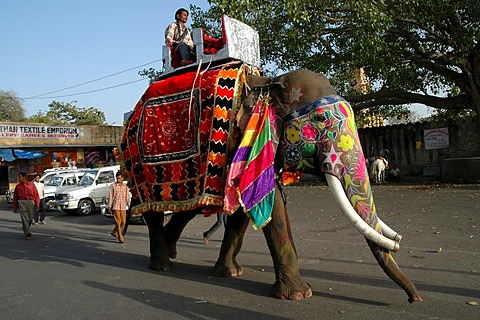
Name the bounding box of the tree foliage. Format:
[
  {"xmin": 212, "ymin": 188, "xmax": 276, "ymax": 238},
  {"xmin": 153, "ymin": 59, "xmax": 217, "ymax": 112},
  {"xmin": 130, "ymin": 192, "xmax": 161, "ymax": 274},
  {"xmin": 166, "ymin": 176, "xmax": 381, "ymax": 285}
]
[
  {"xmin": 29, "ymin": 101, "xmax": 107, "ymax": 126},
  {"xmin": 0, "ymin": 90, "xmax": 26, "ymax": 122},
  {"xmin": 191, "ymin": 0, "xmax": 480, "ymax": 119},
  {"xmin": 138, "ymin": 68, "xmax": 164, "ymax": 84}
]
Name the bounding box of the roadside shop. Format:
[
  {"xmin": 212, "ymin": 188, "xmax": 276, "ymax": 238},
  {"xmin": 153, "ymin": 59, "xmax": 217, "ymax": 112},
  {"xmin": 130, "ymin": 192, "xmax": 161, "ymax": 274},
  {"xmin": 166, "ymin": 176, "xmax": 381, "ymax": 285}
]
[{"xmin": 0, "ymin": 122, "xmax": 124, "ymax": 192}]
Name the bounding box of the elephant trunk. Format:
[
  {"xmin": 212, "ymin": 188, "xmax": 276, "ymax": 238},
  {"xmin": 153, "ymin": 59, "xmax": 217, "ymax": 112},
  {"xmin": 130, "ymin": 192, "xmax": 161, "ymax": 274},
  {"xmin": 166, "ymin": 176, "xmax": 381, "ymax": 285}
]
[
  {"xmin": 325, "ymin": 174, "xmax": 422, "ymax": 302},
  {"xmin": 368, "ymin": 241, "xmax": 423, "ymax": 303}
]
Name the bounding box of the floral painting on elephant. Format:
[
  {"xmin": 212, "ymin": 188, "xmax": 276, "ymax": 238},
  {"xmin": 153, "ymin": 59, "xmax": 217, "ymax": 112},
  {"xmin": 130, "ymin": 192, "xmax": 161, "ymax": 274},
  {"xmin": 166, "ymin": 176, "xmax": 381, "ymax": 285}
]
[{"xmin": 121, "ymin": 62, "xmax": 259, "ymax": 216}]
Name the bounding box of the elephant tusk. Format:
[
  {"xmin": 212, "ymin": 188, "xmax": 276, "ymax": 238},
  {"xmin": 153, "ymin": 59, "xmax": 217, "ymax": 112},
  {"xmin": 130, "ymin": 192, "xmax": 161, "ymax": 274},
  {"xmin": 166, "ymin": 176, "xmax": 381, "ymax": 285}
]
[
  {"xmin": 325, "ymin": 174, "xmax": 399, "ymax": 252},
  {"xmin": 377, "ymin": 217, "xmax": 403, "ymax": 243}
]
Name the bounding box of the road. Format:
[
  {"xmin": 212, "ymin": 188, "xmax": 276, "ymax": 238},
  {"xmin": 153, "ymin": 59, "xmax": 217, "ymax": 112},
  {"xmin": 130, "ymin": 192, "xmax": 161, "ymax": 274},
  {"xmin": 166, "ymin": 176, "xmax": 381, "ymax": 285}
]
[{"xmin": 0, "ymin": 182, "xmax": 479, "ymax": 319}]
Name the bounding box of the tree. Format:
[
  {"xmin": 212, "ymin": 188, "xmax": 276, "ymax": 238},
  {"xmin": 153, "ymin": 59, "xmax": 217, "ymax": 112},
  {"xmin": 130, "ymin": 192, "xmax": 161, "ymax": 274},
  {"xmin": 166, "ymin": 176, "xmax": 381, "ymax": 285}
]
[
  {"xmin": 191, "ymin": 0, "xmax": 480, "ymax": 122},
  {"xmin": 0, "ymin": 90, "xmax": 26, "ymax": 122},
  {"xmin": 386, "ymin": 111, "xmax": 423, "ymax": 125},
  {"xmin": 138, "ymin": 68, "xmax": 164, "ymax": 84},
  {"xmin": 28, "ymin": 101, "xmax": 107, "ymax": 126},
  {"xmin": 28, "ymin": 111, "xmax": 54, "ymax": 124}
]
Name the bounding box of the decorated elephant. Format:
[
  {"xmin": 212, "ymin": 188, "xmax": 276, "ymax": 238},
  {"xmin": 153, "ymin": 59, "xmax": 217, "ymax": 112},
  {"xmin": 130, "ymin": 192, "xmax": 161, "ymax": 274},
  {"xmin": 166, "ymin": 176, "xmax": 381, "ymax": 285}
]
[{"xmin": 119, "ymin": 61, "xmax": 422, "ymax": 302}]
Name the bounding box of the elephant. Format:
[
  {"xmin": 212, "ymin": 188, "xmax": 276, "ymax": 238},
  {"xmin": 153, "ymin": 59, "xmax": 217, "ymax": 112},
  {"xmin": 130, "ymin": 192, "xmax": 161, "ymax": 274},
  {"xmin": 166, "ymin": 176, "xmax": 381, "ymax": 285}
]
[{"xmin": 119, "ymin": 61, "xmax": 422, "ymax": 303}]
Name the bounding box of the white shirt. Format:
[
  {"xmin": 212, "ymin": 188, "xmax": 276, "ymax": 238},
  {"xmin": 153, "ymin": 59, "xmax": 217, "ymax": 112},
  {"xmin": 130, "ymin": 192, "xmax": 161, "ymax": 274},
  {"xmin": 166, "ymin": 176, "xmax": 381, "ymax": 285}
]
[
  {"xmin": 33, "ymin": 181, "xmax": 45, "ymax": 199},
  {"xmin": 165, "ymin": 21, "xmax": 194, "ymax": 49}
]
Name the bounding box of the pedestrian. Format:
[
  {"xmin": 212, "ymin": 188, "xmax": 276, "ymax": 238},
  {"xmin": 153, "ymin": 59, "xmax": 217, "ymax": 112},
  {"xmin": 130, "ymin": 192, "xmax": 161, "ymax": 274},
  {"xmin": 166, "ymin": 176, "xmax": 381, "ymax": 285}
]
[
  {"xmin": 165, "ymin": 8, "xmax": 195, "ymax": 66},
  {"xmin": 13, "ymin": 172, "xmax": 40, "ymax": 240},
  {"xmin": 108, "ymin": 172, "xmax": 130, "ymax": 244},
  {"xmin": 33, "ymin": 173, "xmax": 46, "ymax": 225},
  {"xmin": 390, "ymin": 164, "xmax": 401, "ymax": 181},
  {"xmin": 203, "ymin": 213, "xmax": 228, "ymax": 244}
]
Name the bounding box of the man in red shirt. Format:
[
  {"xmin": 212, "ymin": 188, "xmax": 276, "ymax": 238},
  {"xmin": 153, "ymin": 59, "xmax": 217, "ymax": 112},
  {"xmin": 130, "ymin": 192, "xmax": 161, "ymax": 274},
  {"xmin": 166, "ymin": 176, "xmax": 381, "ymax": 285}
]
[{"xmin": 13, "ymin": 172, "xmax": 40, "ymax": 239}]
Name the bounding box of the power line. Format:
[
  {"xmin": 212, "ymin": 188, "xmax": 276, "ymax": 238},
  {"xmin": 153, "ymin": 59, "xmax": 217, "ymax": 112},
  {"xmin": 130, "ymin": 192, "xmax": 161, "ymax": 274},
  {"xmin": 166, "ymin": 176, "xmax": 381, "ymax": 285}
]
[
  {"xmin": 24, "ymin": 59, "xmax": 161, "ymax": 99},
  {"xmin": 25, "ymin": 78, "xmax": 148, "ymax": 99}
]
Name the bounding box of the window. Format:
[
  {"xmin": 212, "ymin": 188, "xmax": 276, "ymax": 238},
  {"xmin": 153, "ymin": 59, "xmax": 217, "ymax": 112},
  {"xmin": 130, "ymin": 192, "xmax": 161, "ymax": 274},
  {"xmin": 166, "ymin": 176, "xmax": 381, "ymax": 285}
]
[
  {"xmin": 98, "ymin": 171, "xmax": 114, "ymax": 184},
  {"xmin": 66, "ymin": 177, "xmax": 77, "ymax": 186}
]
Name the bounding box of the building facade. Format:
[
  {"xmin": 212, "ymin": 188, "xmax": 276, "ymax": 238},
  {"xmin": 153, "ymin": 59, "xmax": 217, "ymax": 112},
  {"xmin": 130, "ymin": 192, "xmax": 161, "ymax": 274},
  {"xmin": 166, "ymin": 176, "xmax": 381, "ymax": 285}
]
[{"xmin": 0, "ymin": 122, "xmax": 124, "ymax": 192}]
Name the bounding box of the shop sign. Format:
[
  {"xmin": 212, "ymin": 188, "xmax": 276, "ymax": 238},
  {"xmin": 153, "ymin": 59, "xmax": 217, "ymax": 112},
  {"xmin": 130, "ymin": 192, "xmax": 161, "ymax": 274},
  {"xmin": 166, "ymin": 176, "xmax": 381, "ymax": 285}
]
[
  {"xmin": 424, "ymin": 127, "xmax": 449, "ymax": 150},
  {"xmin": 0, "ymin": 124, "xmax": 80, "ymax": 139}
]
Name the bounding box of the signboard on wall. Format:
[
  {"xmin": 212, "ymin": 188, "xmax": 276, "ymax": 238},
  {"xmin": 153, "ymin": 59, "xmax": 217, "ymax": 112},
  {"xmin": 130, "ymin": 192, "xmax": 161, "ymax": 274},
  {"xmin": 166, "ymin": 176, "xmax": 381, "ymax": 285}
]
[
  {"xmin": 0, "ymin": 124, "xmax": 80, "ymax": 139},
  {"xmin": 424, "ymin": 127, "xmax": 449, "ymax": 150}
]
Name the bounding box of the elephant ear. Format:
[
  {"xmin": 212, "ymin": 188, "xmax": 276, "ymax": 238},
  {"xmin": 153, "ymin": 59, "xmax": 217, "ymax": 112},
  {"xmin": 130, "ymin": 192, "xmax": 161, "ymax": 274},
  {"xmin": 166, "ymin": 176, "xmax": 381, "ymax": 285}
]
[
  {"xmin": 237, "ymin": 76, "xmax": 285, "ymax": 131},
  {"xmin": 235, "ymin": 101, "xmax": 255, "ymax": 132}
]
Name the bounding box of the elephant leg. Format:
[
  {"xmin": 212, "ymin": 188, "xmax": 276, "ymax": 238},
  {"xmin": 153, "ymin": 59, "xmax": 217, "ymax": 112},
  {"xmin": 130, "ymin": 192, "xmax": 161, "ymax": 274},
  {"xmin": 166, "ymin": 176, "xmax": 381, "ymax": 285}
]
[
  {"xmin": 213, "ymin": 208, "xmax": 249, "ymax": 277},
  {"xmin": 164, "ymin": 210, "xmax": 198, "ymax": 259},
  {"xmin": 143, "ymin": 211, "xmax": 172, "ymax": 272},
  {"xmin": 262, "ymin": 185, "xmax": 312, "ymax": 300}
]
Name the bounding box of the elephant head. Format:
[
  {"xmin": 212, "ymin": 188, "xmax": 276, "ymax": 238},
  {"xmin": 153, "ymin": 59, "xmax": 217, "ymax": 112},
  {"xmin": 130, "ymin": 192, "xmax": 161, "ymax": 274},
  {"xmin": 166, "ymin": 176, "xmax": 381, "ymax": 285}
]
[{"xmin": 242, "ymin": 70, "xmax": 422, "ymax": 302}]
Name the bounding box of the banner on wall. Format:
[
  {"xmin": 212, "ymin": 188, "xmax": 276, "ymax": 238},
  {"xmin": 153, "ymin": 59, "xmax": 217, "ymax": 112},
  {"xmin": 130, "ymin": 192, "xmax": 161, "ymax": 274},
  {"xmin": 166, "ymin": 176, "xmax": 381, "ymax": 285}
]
[
  {"xmin": 0, "ymin": 124, "xmax": 80, "ymax": 139},
  {"xmin": 424, "ymin": 127, "xmax": 449, "ymax": 150}
]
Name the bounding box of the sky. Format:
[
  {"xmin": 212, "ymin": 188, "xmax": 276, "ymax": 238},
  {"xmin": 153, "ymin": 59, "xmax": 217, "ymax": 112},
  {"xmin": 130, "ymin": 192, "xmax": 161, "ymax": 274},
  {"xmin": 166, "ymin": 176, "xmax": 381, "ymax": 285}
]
[
  {"xmin": 0, "ymin": 0, "xmax": 210, "ymax": 126},
  {"xmin": 1, "ymin": 0, "xmax": 430, "ymax": 125}
]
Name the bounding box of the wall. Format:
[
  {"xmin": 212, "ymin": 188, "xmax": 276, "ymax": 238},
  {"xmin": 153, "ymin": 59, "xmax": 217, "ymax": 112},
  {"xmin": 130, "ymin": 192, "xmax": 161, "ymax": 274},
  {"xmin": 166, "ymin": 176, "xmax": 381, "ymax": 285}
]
[{"xmin": 358, "ymin": 117, "xmax": 480, "ymax": 179}]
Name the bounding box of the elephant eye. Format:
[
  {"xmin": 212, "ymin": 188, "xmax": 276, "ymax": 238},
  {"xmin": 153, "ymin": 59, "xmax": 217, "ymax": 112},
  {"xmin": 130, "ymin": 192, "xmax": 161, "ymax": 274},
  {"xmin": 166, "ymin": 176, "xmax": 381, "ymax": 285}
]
[{"xmin": 312, "ymin": 113, "xmax": 326, "ymax": 122}]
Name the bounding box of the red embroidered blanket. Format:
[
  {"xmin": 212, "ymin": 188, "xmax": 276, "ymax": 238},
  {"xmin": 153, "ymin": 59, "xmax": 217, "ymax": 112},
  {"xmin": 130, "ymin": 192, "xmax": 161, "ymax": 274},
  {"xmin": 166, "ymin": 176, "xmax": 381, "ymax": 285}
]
[{"xmin": 121, "ymin": 62, "xmax": 245, "ymax": 216}]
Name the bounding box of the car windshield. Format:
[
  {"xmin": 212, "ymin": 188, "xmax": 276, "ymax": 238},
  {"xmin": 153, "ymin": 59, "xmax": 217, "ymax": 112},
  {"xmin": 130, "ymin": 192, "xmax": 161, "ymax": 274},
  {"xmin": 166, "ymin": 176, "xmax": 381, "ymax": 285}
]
[
  {"xmin": 78, "ymin": 171, "xmax": 97, "ymax": 186},
  {"xmin": 46, "ymin": 176, "xmax": 63, "ymax": 187},
  {"xmin": 41, "ymin": 173, "xmax": 56, "ymax": 184}
]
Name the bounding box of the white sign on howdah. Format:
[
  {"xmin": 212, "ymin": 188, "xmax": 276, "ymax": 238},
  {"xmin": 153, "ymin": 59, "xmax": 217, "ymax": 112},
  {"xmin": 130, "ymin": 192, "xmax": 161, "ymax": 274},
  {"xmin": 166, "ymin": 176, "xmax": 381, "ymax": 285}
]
[{"xmin": 0, "ymin": 124, "xmax": 81, "ymax": 139}]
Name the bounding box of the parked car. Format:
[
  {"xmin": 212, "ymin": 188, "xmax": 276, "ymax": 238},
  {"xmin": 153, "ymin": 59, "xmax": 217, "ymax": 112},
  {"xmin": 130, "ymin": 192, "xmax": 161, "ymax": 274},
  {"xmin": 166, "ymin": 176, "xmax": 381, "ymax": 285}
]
[
  {"xmin": 40, "ymin": 167, "xmax": 80, "ymax": 185},
  {"xmin": 55, "ymin": 165, "xmax": 120, "ymax": 215},
  {"xmin": 44, "ymin": 171, "xmax": 86, "ymax": 210}
]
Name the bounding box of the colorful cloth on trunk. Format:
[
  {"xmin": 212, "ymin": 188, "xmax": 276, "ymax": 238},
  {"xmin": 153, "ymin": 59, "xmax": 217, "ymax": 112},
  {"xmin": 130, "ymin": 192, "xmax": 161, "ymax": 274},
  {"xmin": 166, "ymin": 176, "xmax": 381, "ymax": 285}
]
[
  {"xmin": 121, "ymin": 61, "xmax": 247, "ymax": 216},
  {"xmin": 224, "ymin": 98, "xmax": 276, "ymax": 229}
]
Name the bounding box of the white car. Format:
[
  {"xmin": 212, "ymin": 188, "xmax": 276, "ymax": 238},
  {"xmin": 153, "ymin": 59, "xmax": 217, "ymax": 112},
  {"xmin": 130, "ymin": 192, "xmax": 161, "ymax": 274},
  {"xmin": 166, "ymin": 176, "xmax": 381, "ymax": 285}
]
[
  {"xmin": 44, "ymin": 171, "xmax": 86, "ymax": 210},
  {"xmin": 55, "ymin": 165, "xmax": 120, "ymax": 215},
  {"xmin": 40, "ymin": 167, "xmax": 80, "ymax": 184}
]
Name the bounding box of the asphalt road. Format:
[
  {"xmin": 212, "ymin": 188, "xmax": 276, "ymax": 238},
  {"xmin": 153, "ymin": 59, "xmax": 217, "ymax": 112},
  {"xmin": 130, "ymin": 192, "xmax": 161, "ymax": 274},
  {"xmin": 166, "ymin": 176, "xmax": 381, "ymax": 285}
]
[{"xmin": 0, "ymin": 182, "xmax": 479, "ymax": 319}]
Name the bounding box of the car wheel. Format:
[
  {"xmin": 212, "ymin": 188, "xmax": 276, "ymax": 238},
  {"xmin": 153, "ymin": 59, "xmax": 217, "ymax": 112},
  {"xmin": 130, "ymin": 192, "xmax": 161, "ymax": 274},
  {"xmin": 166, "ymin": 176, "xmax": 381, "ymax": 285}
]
[
  {"xmin": 45, "ymin": 197, "xmax": 55, "ymax": 211},
  {"xmin": 77, "ymin": 199, "xmax": 94, "ymax": 216}
]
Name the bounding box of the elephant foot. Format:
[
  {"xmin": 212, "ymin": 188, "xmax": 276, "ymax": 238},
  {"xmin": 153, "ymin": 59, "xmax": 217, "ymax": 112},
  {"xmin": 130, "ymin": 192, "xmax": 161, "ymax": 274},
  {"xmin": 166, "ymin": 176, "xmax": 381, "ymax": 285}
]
[
  {"xmin": 271, "ymin": 279, "xmax": 312, "ymax": 300},
  {"xmin": 149, "ymin": 258, "xmax": 173, "ymax": 272},
  {"xmin": 213, "ymin": 260, "xmax": 243, "ymax": 277}
]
